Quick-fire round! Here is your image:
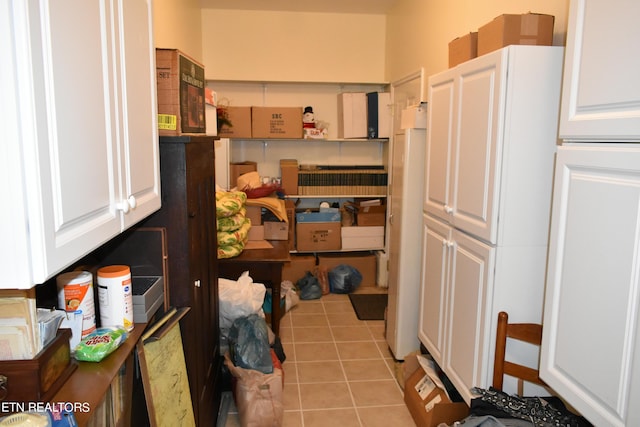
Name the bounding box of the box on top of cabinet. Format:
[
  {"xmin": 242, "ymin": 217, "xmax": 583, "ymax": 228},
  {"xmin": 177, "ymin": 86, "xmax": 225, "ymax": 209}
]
[
  {"xmin": 449, "ymin": 32, "xmax": 478, "ymax": 67},
  {"xmin": 477, "ymin": 13, "xmax": 555, "ymax": 56},
  {"xmin": 156, "ymin": 48, "xmax": 206, "ymax": 136},
  {"xmin": 251, "ymin": 107, "xmax": 303, "ymax": 139}
]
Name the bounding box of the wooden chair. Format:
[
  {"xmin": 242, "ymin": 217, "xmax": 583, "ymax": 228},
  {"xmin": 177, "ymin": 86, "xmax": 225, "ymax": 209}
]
[{"xmin": 492, "ymin": 311, "xmax": 546, "ymax": 394}]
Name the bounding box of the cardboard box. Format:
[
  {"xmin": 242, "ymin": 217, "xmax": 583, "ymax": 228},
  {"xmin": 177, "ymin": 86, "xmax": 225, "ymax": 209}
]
[
  {"xmin": 341, "ymin": 226, "xmax": 384, "ymax": 250},
  {"xmin": 282, "ymin": 254, "xmax": 317, "ymax": 284},
  {"xmin": 477, "ymin": 13, "xmax": 555, "ymax": 56},
  {"xmin": 252, "ymin": 107, "xmax": 303, "ymax": 139},
  {"xmin": 245, "ymin": 205, "xmax": 263, "ymax": 225},
  {"xmin": 247, "ymin": 225, "xmax": 265, "ymax": 241},
  {"xmin": 317, "ymin": 252, "xmax": 377, "ymax": 287},
  {"xmin": 280, "ymin": 159, "xmax": 299, "ymax": 196},
  {"xmin": 218, "ymin": 106, "xmax": 253, "ymax": 138},
  {"xmin": 357, "ymin": 205, "xmax": 386, "ymax": 226},
  {"xmin": 338, "ymin": 93, "xmax": 368, "ymax": 139},
  {"xmin": 264, "ymin": 221, "xmax": 289, "ymax": 240},
  {"xmin": 229, "ymin": 161, "xmax": 258, "ymax": 188},
  {"xmin": 156, "ymin": 49, "xmax": 206, "ymax": 135},
  {"xmin": 285, "ymin": 200, "xmax": 296, "ymax": 250},
  {"xmin": 296, "ymin": 209, "xmax": 342, "ymax": 223},
  {"xmin": 449, "ymin": 32, "xmax": 478, "ymax": 67},
  {"xmin": 404, "ymin": 366, "xmax": 469, "ymax": 427},
  {"xmin": 296, "ymin": 222, "xmax": 341, "ymax": 252}
]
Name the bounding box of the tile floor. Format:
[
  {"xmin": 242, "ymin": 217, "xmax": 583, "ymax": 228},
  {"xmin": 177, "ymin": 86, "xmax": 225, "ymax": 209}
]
[{"xmin": 220, "ymin": 288, "xmax": 416, "ymax": 427}]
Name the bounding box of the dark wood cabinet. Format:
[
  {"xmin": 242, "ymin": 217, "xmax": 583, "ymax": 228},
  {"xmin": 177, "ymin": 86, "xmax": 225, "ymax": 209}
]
[{"xmin": 141, "ymin": 136, "xmax": 221, "ymax": 426}]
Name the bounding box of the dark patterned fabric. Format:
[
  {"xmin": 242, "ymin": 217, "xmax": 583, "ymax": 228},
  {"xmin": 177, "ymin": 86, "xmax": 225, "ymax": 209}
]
[{"xmin": 470, "ymin": 388, "xmax": 592, "ymax": 427}]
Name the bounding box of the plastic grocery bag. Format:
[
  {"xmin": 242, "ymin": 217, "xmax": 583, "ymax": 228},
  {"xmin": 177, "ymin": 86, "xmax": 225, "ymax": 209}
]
[
  {"xmin": 296, "ymin": 272, "xmax": 322, "ymax": 300},
  {"xmin": 229, "ymin": 314, "xmax": 273, "ymax": 374},
  {"xmin": 328, "ymin": 264, "xmax": 362, "ymax": 294},
  {"xmin": 224, "ymin": 352, "xmax": 283, "ymax": 427},
  {"xmin": 219, "ymin": 271, "xmax": 267, "ymax": 330}
]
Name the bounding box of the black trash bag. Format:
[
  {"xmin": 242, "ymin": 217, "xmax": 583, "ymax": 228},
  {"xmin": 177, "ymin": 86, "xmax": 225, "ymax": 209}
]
[
  {"xmin": 228, "ymin": 314, "xmax": 273, "ymax": 374},
  {"xmin": 296, "ymin": 271, "xmax": 322, "ymax": 300},
  {"xmin": 328, "ymin": 264, "xmax": 362, "ymax": 294}
]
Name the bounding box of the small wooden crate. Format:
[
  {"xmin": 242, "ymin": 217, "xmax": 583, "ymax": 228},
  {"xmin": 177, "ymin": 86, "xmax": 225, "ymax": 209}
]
[{"xmin": 0, "ymin": 328, "xmax": 77, "ymax": 404}]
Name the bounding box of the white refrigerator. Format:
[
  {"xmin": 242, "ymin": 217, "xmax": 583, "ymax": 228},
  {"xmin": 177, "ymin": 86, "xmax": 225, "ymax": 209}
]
[{"xmin": 385, "ymin": 105, "xmax": 427, "ymax": 360}]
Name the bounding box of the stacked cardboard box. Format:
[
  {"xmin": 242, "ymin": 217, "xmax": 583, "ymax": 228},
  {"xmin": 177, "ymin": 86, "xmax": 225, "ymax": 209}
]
[{"xmin": 156, "ymin": 49, "xmax": 206, "ymax": 136}]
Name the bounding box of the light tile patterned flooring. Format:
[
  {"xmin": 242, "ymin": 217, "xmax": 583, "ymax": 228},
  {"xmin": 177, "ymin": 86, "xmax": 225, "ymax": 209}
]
[{"xmin": 221, "ymin": 288, "xmax": 416, "ymax": 427}]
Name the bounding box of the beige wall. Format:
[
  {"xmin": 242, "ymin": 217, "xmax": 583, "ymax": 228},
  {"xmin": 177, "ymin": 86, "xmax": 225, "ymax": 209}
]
[
  {"xmin": 154, "ymin": 0, "xmax": 569, "ymax": 88},
  {"xmin": 386, "ymin": 0, "xmax": 570, "ymax": 90},
  {"xmin": 200, "ymin": 10, "xmax": 386, "ymax": 82},
  {"xmin": 154, "ymin": 0, "xmax": 204, "ymax": 62}
]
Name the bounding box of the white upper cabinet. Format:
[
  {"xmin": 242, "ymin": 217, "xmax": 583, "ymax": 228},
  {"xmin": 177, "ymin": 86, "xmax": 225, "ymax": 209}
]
[
  {"xmin": 1, "ymin": 0, "xmax": 160, "ymax": 288},
  {"xmin": 559, "ymin": 0, "xmax": 640, "ymax": 141},
  {"xmin": 425, "ymin": 46, "xmax": 563, "ymax": 246}
]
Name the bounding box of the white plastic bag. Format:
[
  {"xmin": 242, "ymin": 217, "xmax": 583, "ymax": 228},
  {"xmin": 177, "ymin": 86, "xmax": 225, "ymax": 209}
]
[
  {"xmin": 219, "ymin": 271, "xmax": 266, "ymax": 330},
  {"xmin": 281, "ymin": 280, "xmax": 300, "ymax": 312}
]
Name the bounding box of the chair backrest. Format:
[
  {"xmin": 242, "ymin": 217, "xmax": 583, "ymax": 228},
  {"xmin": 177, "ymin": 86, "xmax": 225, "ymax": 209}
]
[{"xmin": 492, "ymin": 311, "xmax": 546, "ymax": 393}]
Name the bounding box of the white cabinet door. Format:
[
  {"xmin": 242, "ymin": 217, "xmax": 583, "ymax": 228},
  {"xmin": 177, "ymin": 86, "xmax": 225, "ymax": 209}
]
[
  {"xmin": 425, "ymin": 49, "xmax": 504, "ymax": 244},
  {"xmin": 117, "ymin": 0, "xmax": 161, "ymax": 228},
  {"xmin": 419, "ymin": 214, "xmax": 495, "ymax": 404},
  {"xmin": 1, "ymin": 0, "xmax": 159, "ymax": 288},
  {"xmin": 418, "ymin": 214, "xmax": 452, "ymax": 366},
  {"xmin": 541, "ymin": 144, "xmax": 640, "ymax": 427},
  {"xmin": 449, "ymin": 52, "xmax": 503, "ymax": 243},
  {"xmin": 559, "ymin": 0, "xmax": 640, "ymax": 141},
  {"xmin": 424, "ymin": 71, "xmax": 455, "ymax": 219},
  {"xmin": 444, "ymin": 229, "xmax": 494, "ymax": 404}
]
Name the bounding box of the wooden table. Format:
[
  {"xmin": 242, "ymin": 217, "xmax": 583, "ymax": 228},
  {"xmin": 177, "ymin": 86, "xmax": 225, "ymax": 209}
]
[{"xmin": 218, "ymin": 240, "xmax": 290, "ymax": 336}]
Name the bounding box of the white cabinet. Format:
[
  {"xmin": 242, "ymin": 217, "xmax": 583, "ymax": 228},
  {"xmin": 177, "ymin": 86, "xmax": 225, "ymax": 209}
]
[
  {"xmin": 540, "ymin": 2, "xmax": 640, "ymax": 425},
  {"xmin": 540, "ymin": 149, "xmax": 640, "ymax": 426},
  {"xmin": 1, "ymin": 0, "xmax": 160, "ymax": 288},
  {"xmin": 559, "ymin": 0, "xmax": 640, "ymax": 141},
  {"xmin": 424, "ymin": 46, "xmax": 563, "ymax": 246},
  {"xmin": 419, "ymin": 45, "xmax": 563, "ymax": 403},
  {"xmin": 385, "ymin": 127, "xmax": 426, "ymax": 359}
]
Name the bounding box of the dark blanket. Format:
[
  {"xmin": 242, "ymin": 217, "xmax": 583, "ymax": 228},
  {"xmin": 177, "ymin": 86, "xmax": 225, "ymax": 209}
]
[{"xmin": 469, "ymin": 388, "xmax": 592, "ymax": 427}]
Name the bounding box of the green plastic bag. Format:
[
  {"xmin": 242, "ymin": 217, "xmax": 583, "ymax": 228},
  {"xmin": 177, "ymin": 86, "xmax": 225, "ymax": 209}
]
[{"xmin": 74, "ymin": 326, "xmax": 128, "ymax": 362}]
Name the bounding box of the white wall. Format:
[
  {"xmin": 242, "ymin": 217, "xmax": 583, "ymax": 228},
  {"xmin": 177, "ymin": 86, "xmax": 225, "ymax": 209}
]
[
  {"xmin": 154, "ymin": 0, "xmax": 204, "ymax": 62},
  {"xmin": 200, "ymin": 9, "xmax": 386, "ymax": 82},
  {"xmin": 386, "ymin": 0, "xmax": 570, "ymax": 92}
]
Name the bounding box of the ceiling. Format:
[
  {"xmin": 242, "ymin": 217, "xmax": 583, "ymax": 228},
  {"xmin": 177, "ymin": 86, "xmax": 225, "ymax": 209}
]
[{"xmin": 199, "ymin": 0, "xmax": 398, "ymax": 14}]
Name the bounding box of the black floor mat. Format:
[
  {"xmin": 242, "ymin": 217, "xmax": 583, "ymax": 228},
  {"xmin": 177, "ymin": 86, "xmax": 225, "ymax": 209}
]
[{"xmin": 348, "ymin": 293, "xmax": 387, "ymax": 321}]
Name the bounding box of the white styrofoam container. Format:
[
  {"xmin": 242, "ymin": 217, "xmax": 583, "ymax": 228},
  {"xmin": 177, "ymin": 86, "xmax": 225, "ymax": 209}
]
[
  {"xmin": 341, "ymin": 226, "xmax": 384, "ymax": 249},
  {"xmin": 338, "ymin": 92, "xmax": 367, "ymax": 138}
]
